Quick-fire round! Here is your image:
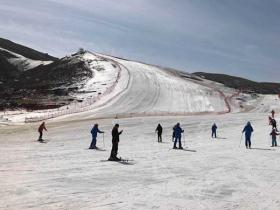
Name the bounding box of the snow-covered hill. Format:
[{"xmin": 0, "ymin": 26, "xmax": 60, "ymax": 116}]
[
  {"xmin": 0, "ymin": 38, "xmax": 57, "ymax": 83},
  {"xmin": 85, "ymin": 54, "xmax": 229, "ymax": 118},
  {"xmin": 0, "ymin": 47, "xmax": 53, "ymax": 71},
  {"xmin": 2, "ymin": 51, "xmax": 263, "ymax": 123},
  {"xmin": 0, "ymin": 39, "xmax": 279, "ymax": 123}
]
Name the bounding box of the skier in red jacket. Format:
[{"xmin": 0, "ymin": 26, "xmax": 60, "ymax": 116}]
[{"xmin": 38, "ymin": 122, "xmax": 47, "ymax": 141}]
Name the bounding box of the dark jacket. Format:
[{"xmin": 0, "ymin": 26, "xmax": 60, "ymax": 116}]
[
  {"xmin": 112, "ymin": 127, "xmax": 122, "ymax": 143},
  {"xmin": 212, "ymin": 124, "xmax": 217, "ymax": 131},
  {"xmin": 156, "ymin": 124, "xmax": 163, "ymax": 134},
  {"xmin": 271, "ymin": 119, "xmax": 277, "ymax": 127},
  {"xmin": 91, "ymin": 126, "xmax": 103, "ymax": 138},
  {"xmin": 270, "ymin": 130, "xmax": 279, "ymax": 138},
  {"xmin": 38, "ymin": 123, "xmax": 47, "ymax": 132},
  {"xmin": 243, "ymin": 124, "xmax": 254, "ymax": 138},
  {"xmin": 174, "ymin": 125, "xmax": 184, "ymax": 138}
]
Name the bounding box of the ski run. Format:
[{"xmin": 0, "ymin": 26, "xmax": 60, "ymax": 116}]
[{"xmin": 0, "ymin": 53, "xmax": 280, "ymax": 210}]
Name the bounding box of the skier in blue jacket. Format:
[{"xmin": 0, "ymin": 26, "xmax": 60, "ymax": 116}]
[
  {"xmin": 270, "ymin": 128, "xmax": 279, "ymax": 147},
  {"xmin": 242, "ymin": 122, "xmax": 254, "ymax": 149},
  {"xmin": 89, "ymin": 124, "xmax": 104, "ymax": 149},
  {"xmin": 173, "ymin": 123, "xmax": 184, "ymax": 149}
]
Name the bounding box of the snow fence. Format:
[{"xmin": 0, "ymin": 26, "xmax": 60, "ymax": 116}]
[{"xmin": 25, "ymin": 57, "xmax": 122, "ymax": 123}]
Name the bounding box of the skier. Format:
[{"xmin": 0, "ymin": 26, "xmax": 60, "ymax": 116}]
[
  {"xmin": 89, "ymin": 124, "xmax": 104, "ymax": 149},
  {"xmin": 155, "ymin": 124, "xmax": 163, "ymax": 142},
  {"xmin": 270, "ymin": 128, "xmax": 279, "ymax": 147},
  {"xmin": 109, "ymin": 124, "xmax": 123, "ymax": 161},
  {"xmin": 271, "ymin": 118, "xmax": 278, "ymax": 131},
  {"xmin": 271, "ymin": 110, "xmax": 275, "ymax": 119},
  {"xmin": 242, "ymin": 121, "xmax": 254, "ymax": 149},
  {"xmin": 38, "ymin": 122, "xmax": 47, "ymax": 141},
  {"xmin": 211, "ymin": 123, "xmax": 217, "ymax": 138},
  {"xmin": 173, "ymin": 123, "xmax": 184, "ymax": 149}
]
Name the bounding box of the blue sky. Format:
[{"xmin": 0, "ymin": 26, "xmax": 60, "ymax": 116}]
[{"xmin": 0, "ymin": 0, "xmax": 279, "ymax": 82}]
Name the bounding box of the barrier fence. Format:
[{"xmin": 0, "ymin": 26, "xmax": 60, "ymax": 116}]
[{"xmin": 25, "ymin": 55, "xmax": 122, "ymax": 123}]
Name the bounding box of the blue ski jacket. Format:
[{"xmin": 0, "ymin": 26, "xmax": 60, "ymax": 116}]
[
  {"xmin": 243, "ymin": 124, "xmax": 253, "ymax": 138},
  {"xmin": 174, "ymin": 126, "xmax": 184, "ymax": 138},
  {"xmin": 91, "ymin": 127, "xmax": 104, "ymax": 138}
]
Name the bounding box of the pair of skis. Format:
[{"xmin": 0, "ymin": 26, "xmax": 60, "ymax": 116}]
[
  {"xmin": 107, "ymin": 157, "xmax": 134, "ymax": 165},
  {"xmin": 37, "ymin": 139, "xmax": 49, "ymax": 143},
  {"xmin": 171, "ymin": 133, "xmax": 186, "ymax": 146}
]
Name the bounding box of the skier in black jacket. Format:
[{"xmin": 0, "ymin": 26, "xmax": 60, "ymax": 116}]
[
  {"xmin": 155, "ymin": 124, "xmax": 163, "ymax": 142},
  {"xmin": 211, "ymin": 123, "xmax": 217, "ymax": 138},
  {"xmin": 109, "ymin": 124, "xmax": 123, "ymax": 161},
  {"xmin": 271, "ymin": 118, "xmax": 278, "ymax": 131}
]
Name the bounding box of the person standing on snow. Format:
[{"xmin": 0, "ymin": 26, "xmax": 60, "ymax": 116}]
[
  {"xmin": 109, "ymin": 124, "xmax": 123, "ymax": 161},
  {"xmin": 173, "ymin": 123, "xmax": 184, "ymax": 149},
  {"xmin": 211, "ymin": 123, "xmax": 217, "ymax": 138},
  {"xmin": 38, "ymin": 122, "xmax": 47, "ymax": 141},
  {"xmin": 242, "ymin": 122, "xmax": 254, "ymax": 149},
  {"xmin": 270, "ymin": 128, "xmax": 279, "ymax": 147},
  {"xmin": 89, "ymin": 124, "xmax": 104, "ymax": 149},
  {"xmin": 155, "ymin": 124, "xmax": 163, "ymax": 142},
  {"xmin": 271, "ymin": 118, "xmax": 278, "ymax": 131}
]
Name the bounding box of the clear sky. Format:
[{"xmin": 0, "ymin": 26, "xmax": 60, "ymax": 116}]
[{"xmin": 0, "ymin": 0, "xmax": 279, "ymax": 82}]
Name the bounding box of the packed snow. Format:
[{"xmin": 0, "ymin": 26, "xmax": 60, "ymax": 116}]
[
  {"xmin": 2, "ymin": 53, "xmax": 248, "ymax": 123},
  {"xmin": 1, "ymin": 52, "xmax": 280, "ymax": 209},
  {"xmin": 1, "ymin": 111, "xmax": 280, "ymax": 209},
  {"xmin": 68, "ymin": 52, "xmax": 121, "ymax": 100}
]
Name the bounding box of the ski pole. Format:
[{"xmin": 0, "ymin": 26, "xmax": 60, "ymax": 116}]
[
  {"xmin": 239, "ymin": 133, "xmax": 243, "ymax": 148},
  {"xmin": 103, "ymin": 133, "xmax": 105, "ymax": 148},
  {"xmin": 183, "ymin": 132, "xmax": 186, "ymax": 147}
]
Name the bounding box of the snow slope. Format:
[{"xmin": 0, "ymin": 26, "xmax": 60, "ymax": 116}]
[
  {"xmin": 1, "ymin": 112, "xmax": 280, "ymax": 209},
  {"xmin": 0, "ymin": 47, "xmax": 53, "ymax": 71},
  {"xmin": 249, "ymin": 95, "xmax": 280, "ymax": 113},
  {"xmin": 92, "ymin": 57, "xmax": 228, "ymax": 117},
  {"xmin": 1, "ymin": 52, "xmax": 280, "ymax": 209},
  {"xmin": 3, "ymin": 52, "xmax": 233, "ymax": 123},
  {"xmin": 2, "ymin": 52, "xmax": 278, "ymax": 124},
  {"xmin": 67, "ymin": 52, "xmax": 121, "ymax": 100}
]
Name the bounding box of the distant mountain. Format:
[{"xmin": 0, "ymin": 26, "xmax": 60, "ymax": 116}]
[
  {"xmin": 0, "ymin": 38, "xmax": 57, "ymax": 61},
  {"xmin": 193, "ymin": 72, "xmax": 280, "ymax": 94},
  {"xmin": 0, "ymin": 38, "xmax": 93, "ymax": 109},
  {"xmin": 0, "ymin": 38, "xmax": 58, "ymax": 82},
  {"xmin": 15, "ymin": 52, "xmax": 92, "ymax": 90}
]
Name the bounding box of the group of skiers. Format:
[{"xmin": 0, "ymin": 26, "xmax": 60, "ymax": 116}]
[
  {"xmin": 88, "ymin": 123, "xmax": 123, "ymax": 161},
  {"xmin": 269, "ymin": 110, "xmax": 278, "ymax": 147},
  {"xmin": 36, "ymin": 109, "xmax": 279, "ymax": 161},
  {"xmin": 156, "ymin": 123, "xmax": 185, "ymax": 149}
]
